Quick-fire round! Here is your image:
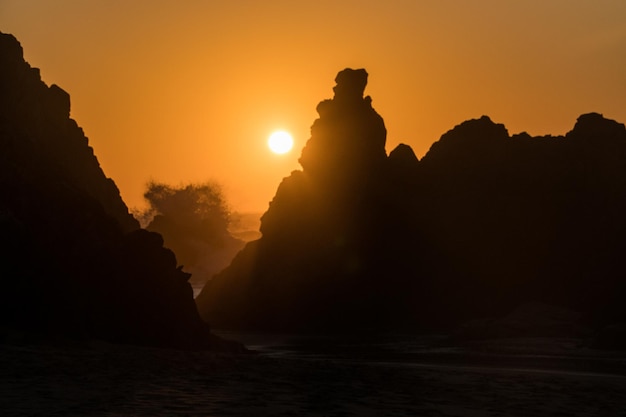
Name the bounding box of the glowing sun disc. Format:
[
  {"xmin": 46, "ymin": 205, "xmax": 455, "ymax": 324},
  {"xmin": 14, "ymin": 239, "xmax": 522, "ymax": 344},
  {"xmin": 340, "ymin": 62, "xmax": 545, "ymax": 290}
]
[{"xmin": 268, "ymin": 131, "xmax": 293, "ymax": 154}]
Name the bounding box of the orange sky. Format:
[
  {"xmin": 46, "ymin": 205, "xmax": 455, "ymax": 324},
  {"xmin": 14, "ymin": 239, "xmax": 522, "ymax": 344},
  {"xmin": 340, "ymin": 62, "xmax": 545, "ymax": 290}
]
[{"xmin": 2, "ymin": 1, "xmax": 625, "ymax": 212}]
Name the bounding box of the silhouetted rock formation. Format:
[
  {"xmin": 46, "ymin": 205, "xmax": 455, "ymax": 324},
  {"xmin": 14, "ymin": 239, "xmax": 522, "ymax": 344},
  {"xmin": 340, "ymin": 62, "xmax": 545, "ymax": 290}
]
[
  {"xmin": 453, "ymin": 303, "xmax": 592, "ymax": 341},
  {"xmin": 197, "ymin": 69, "xmax": 453, "ymax": 331},
  {"xmin": 147, "ymin": 211, "xmax": 245, "ymax": 297},
  {"xmin": 299, "ymin": 68, "xmax": 387, "ymax": 186},
  {"xmin": 417, "ymin": 113, "xmax": 626, "ymax": 330},
  {"xmin": 0, "ymin": 32, "xmax": 238, "ymax": 350},
  {"xmin": 197, "ymin": 68, "xmax": 626, "ymax": 337}
]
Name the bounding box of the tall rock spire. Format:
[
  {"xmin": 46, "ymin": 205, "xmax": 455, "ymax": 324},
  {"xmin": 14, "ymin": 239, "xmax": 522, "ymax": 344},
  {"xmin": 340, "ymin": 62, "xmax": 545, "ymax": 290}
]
[
  {"xmin": 298, "ymin": 68, "xmax": 387, "ymax": 186},
  {"xmin": 197, "ymin": 67, "xmax": 626, "ymax": 335},
  {"xmin": 197, "ymin": 69, "xmax": 399, "ymax": 330}
]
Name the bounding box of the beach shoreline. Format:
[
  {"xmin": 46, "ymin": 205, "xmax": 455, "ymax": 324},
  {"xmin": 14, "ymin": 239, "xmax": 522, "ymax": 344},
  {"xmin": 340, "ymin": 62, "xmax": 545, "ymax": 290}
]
[{"xmin": 2, "ymin": 334, "xmax": 626, "ymax": 416}]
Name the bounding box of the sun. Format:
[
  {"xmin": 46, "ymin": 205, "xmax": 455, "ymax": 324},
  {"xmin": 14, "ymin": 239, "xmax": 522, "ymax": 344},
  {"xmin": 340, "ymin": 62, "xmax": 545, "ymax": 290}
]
[{"xmin": 268, "ymin": 130, "xmax": 293, "ymax": 154}]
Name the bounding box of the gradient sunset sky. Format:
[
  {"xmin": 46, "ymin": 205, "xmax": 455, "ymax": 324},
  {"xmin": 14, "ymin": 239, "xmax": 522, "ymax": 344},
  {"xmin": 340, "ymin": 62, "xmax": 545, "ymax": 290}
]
[{"xmin": 2, "ymin": 1, "xmax": 625, "ymax": 212}]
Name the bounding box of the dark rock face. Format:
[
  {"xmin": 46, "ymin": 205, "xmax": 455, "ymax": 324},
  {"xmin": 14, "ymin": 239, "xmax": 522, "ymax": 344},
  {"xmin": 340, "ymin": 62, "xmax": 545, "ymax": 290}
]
[
  {"xmin": 0, "ymin": 32, "xmax": 229, "ymax": 350},
  {"xmin": 299, "ymin": 68, "xmax": 387, "ymax": 186},
  {"xmin": 197, "ymin": 68, "xmax": 626, "ymax": 335},
  {"xmin": 591, "ymin": 324, "xmax": 626, "ymax": 350},
  {"xmin": 453, "ymin": 303, "xmax": 593, "ymax": 341},
  {"xmin": 417, "ymin": 113, "xmax": 626, "ymax": 328},
  {"xmin": 0, "ymin": 34, "xmax": 137, "ymax": 233},
  {"xmin": 197, "ymin": 69, "xmax": 452, "ymax": 332}
]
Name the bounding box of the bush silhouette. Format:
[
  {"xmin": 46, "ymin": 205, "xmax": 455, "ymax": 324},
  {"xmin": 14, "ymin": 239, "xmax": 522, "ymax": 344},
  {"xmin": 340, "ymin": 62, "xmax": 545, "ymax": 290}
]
[{"xmin": 141, "ymin": 181, "xmax": 244, "ymax": 292}]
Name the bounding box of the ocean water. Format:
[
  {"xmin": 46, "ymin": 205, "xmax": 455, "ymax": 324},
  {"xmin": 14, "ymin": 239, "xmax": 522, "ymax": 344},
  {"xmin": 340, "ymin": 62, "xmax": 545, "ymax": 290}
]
[{"xmin": 2, "ymin": 334, "xmax": 626, "ymax": 416}]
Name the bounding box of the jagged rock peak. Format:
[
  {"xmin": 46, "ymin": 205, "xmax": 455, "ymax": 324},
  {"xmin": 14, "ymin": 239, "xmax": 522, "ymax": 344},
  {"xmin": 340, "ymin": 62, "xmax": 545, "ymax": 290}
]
[
  {"xmin": 389, "ymin": 143, "xmax": 419, "ymax": 164},
  {"xmin": 567, "ymin": 112, "xmax": 626, "ymax": 143},
  {"xmin": 0, "ymin": 32, "xmax": 23, "ymax": 62},
  {"xmin": 419, "ymin": 116, "xmax": 510, "ymax": 166},
  {"xmin": 333, "ymin": 68, "xmax": 368, "ymax": 102},
  {"xmin": 0, "ymin": 31, "xmax": 138, "ymax": 233},
  {"xmin": 441, "ymin": 115, "xmax": 510, "ymax": 142},
  {"xmin": 387, "ymin": 143, "xmax": 419, "ymax": 176},
  {"xmin": 298, "ymin": 68, "xmax": 387, "ymax": 180}
]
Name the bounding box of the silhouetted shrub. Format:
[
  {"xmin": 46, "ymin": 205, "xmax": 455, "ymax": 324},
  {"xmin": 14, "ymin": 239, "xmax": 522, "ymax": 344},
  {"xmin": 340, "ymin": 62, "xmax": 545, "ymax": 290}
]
[
  {"xmin": 142, "ymin": 181, "xmax": 230, "ymax": 237},
  {"xmin": 139, "ymin": 181, "xmax": 244, "ymax": 292}
]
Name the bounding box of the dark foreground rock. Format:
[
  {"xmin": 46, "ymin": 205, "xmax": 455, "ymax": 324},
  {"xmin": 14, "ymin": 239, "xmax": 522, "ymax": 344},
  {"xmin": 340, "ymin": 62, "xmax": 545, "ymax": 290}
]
[
  {"xmin": 452, "ymin": 303, "xmax": 593, "ymax": 342},
  {"xmin": 591, "ymin": 324, "xmax": 626, "ymax": 350},
  {"xmin": 0, "ymin": 32, "xmax": 237, "ymax": 350}
]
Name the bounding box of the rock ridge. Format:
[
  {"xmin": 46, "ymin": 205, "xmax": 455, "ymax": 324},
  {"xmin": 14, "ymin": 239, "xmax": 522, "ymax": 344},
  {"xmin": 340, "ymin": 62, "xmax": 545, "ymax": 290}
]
[
  {"xmin": 197, "ymin": 68, "xmax": 626, "ymax": 335},
  {"xmin": 0, "ymin": 32, "xmax": 238, "ymax": 350}
]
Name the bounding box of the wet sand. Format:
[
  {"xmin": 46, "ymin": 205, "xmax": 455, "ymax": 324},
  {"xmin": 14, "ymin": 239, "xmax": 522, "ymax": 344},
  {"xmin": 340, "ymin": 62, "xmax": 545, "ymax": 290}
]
[{"xmin": 2, "ymin": 335, "xmax": 626, "ymax": 416}]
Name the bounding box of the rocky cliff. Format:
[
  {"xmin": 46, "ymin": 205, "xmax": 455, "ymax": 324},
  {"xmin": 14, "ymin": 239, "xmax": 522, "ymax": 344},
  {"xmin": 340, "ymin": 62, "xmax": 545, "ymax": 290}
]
[
  {"xmin": 196, "ymin": 69, "xmax": 454, "ymax": 331},
  {"xmin": 0, "ymin": 32, "xmax": 236, "ymax": 350},
  {"xmin": 197, "ymin": 68, "xmax": 626, "ymax": 334}
]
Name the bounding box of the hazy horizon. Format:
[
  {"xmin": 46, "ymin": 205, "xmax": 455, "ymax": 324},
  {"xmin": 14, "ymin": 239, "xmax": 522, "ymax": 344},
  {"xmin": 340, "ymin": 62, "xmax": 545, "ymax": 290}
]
[{"xmin": 2, "ymin": 0, "xmax": 624, "ymax": 212}]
